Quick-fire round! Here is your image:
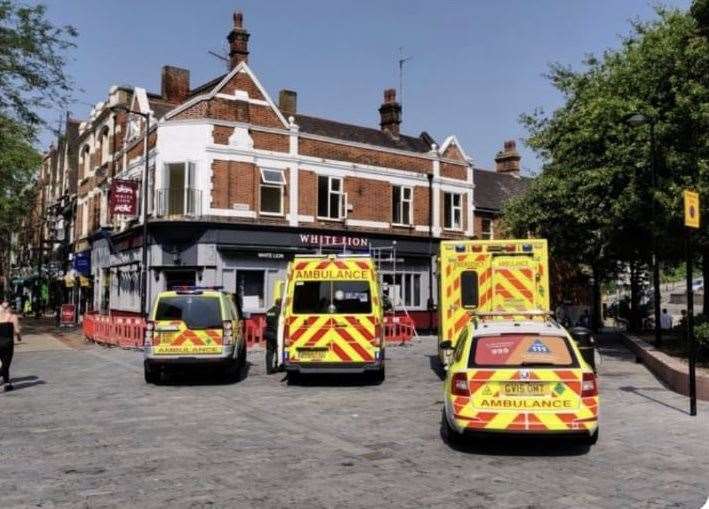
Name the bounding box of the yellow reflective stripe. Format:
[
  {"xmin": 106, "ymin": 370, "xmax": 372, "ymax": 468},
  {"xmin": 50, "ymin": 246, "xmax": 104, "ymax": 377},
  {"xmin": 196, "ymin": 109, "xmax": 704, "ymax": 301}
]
[{"xmin": 485, "ymin": 411, "xmax": 517, "ymax": 430}]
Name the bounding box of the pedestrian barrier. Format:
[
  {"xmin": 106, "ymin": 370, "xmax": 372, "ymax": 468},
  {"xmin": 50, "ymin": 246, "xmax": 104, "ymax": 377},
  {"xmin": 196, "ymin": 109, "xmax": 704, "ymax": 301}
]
[
  {"xmin": 243, "ymin": 316, "xmax": 266, "ymax": 347},
  {"xmin": 83, "ymin": 313, "xmax": 145, "ymax": 350},
  {"xmin": 383, "ymin": 315, "xmax": 415, "ymax": 344}
]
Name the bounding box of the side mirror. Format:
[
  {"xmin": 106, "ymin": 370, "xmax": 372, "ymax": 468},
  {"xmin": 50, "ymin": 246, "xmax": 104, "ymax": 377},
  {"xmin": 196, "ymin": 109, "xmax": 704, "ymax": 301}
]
[{"xmin": 440, "ymin": 340, "xmax": 453, "ymax": 350}]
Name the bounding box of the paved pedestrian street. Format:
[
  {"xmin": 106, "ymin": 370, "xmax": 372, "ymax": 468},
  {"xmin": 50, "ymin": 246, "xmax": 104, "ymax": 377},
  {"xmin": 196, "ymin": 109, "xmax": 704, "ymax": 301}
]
[{"xmin": 1, "ymin": 324, "xmax": 708, "ymax": 508}]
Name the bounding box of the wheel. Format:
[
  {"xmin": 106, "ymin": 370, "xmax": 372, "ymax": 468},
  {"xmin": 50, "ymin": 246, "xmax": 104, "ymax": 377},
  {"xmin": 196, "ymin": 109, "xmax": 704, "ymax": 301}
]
[
  {"xmin": 579, "ymin": 429, "xmax": 599, "ymax": 446},
  {"xmin": 287, "ymin": 370, "xmax": 302, "ymax": 385},
  {"xmin": 144, "ymin": 361, "xmax": 159, "ymax": 384},
  {"xmin": 370, "ymin": 364, "xmax": 385, "ymax": 385},
  {"xmin": 440, "ymin": 408, "xmax": 463, "ymax": 447},
  {"xmin": 237, "ymin": 343, "xmax": 248, "ymax": 380}
]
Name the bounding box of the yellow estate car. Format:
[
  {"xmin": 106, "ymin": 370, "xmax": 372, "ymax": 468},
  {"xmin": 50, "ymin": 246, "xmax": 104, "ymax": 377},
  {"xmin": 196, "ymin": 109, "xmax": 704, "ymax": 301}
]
[{"xmin": 441, "ymin": 318, "xmax": 599, "ymax": 446}]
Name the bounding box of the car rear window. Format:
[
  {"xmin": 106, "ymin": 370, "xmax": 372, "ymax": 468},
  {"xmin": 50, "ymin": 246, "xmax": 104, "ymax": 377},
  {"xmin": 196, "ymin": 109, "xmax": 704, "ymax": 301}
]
[
  {"xmin": 154, "ymin": 296, "xmax": 223, "ymax": 329},
  {"xmin": 292, "ymin": 281, "xmax": 372, "ymax": 314},
  {"xmin": 470, "ymin": 334, "xmax": 577, "ymax": 368}
]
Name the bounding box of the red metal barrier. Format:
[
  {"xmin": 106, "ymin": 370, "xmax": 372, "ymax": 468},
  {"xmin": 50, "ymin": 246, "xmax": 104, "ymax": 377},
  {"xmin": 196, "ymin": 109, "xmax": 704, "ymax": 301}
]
[
  {"xmin": 243, "ymin": 316, "xmax": 266, "ymax": 347},
  {"xmin": 384, "ymin": 315, "xmax": 415, "ymax": 344},
  {"xmin": 83, "ymin": 313, "xmax": 145, "ymax": 349}
]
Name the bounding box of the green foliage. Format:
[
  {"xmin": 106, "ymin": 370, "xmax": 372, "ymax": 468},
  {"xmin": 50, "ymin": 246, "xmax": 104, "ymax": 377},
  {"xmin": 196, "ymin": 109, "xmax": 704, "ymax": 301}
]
[
  {"xmin": 504, "ymin": 7, "xmax": 709, "ymax": 283},
  {"xmin": 0, "ymin": 0, "xmax": 77, "ymax": 137}
]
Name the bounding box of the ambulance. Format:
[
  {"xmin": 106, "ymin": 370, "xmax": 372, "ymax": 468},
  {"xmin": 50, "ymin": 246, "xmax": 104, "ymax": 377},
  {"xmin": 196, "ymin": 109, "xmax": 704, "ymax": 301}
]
[
  {"xmin": 143, "ymin": 287, "xmax": 247, "ymax": 384},
  {"xmin": 440, "ymin": 314, "xmax": 599, "ymax": 446},
  {"xmin": 438, "ymin": 239, "xmax": 550, "ymax": 366},
  {"xmin": 282, "ymin": 254, "xmax": 385, "ymax": 383}
]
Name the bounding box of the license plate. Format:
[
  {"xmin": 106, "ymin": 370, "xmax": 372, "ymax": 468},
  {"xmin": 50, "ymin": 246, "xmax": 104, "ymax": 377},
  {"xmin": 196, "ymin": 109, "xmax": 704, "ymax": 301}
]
[
  {"xmin": 298, "ymin": 349, "xmax": 327, "ymax": 361},
  {"xmin": 503, "ymin": 382, "xmax": 549, "ymax": 396}
]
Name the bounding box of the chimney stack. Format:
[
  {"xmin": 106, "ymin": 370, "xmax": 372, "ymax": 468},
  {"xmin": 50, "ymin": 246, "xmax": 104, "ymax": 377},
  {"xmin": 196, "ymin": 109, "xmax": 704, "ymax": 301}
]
[
  {"xmin": 278, "ymin": 89, "xmax": 297, "ymax": 115},
  {"xmin": 227, "ymin": 11, "xmax": 250, "ymax": 69},
  {"xmin": 161, "ymin": 66, "xmax": 190, "ymax": 104},
  {"xmin": 495, "ymin": 140, "xmax": 521, "ymax": 175},
  {"xmin": 379, "ymin": 88, "xmax": 401, "ymax": 138}
]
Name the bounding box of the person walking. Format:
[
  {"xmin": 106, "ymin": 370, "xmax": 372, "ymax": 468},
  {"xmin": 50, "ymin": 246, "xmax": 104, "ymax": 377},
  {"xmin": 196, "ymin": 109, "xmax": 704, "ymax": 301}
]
[
  {"xmin": 264, "ymin": 297, "xmax": 282, "ymax": 374},
  {"xmin": 0, "ymin": 300, "xmax": 22, "ymax": 391}
]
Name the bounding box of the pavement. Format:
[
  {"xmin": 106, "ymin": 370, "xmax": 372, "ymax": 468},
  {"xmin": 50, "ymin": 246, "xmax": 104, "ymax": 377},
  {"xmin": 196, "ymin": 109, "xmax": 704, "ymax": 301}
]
[{"xmin": 1, "ymin": 322, "xmax": 708, "ymax": 508}]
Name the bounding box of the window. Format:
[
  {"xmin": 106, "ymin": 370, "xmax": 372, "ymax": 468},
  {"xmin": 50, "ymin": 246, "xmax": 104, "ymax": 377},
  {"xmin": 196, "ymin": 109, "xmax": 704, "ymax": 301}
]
[
  {"xmin": 382, "ymin": 272, "xmax": 422, "ymax": 308},
  {"xmin": 292, "ymin": 281, "xmax": 372, "ymax": 314},
  {"xmin": 100, "ymin": 127, "xmax": 110, "ymax": 165},
  {"xmin": 317, "ymin": 175, "xmax": 346, "ymax": 220},
  {"xmin": 392, "ymin": 185, "xmax": 412, "ymax": 225},
  {"xmin": 236, "ymin": 270, "xmax": 265, "ymax": 310},
  {"xmin": 460, "ymin": 271, "xmax": 479, "ymax": 308},
  {"xmin": 81, "ymin": 146, "xmax": 90, "ymax": 180},
  {"xmin": 481, "ymin": 218, "xmax": 494, "ymax": 239},
  {"xmin": 259, "ymin": 168, "xmax": 285, "ymax": 215},
  {"xmin": 154, "ymin": 296, "xmax": 223, "ymax": 330},
  {"xmin": 444, "ymin": 192, "xmax": 462, "ymax": 230},
  {"xmin": 470, "ymin": 335, "xmax": 577, "ymax": 368}
]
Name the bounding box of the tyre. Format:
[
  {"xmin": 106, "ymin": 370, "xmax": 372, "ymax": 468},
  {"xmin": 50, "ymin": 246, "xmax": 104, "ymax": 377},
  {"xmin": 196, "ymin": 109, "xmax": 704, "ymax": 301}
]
[
  {"xmin": 579, "ymin": 429, "xmax": 599, "ymax": 446},
  {"xmin": 370, "ymin": 364, "xmax": 385, "ymax": 385},
  {"xmin": 144, "ymin": 361, "xmax": 159, "ymax": 384},
  {"xmin": 287, "ymin": 370, "xmax": 302, "ymax": 385},
  {"xmin": 440, "ymin": 408, "xmax": 463, "ymax": 447},
  {"xmin": 237, "ymin": 343, "xmax": 248, "ymax": 380}
]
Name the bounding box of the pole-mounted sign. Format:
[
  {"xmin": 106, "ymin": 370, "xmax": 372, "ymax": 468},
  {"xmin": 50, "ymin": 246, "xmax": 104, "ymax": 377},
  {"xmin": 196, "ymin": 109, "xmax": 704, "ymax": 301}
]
[
  {"xmin": 683, "ymin": 189, "xmax": 699, "ymax": 416},
  {"xmin": 109, "ymin": 179, "xmax": 139, "ymax": 216},
  {"xmin": 683, "ymin": 190, "xmax": 700, "ymax": 229}
]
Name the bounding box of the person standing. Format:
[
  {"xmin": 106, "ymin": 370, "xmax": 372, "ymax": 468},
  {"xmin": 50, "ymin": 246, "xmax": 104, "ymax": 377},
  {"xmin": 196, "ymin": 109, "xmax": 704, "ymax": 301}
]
[
  {"xmin": 0, "ymin": 300, "xmax": 22, "ymax": 391},
  {"xmin": 660, "ymin": 308, "xmax": 673, "ymax": 331},
  {"xmin": 264, "ymin": 297, "xmax": 282, "ymax": 374}
]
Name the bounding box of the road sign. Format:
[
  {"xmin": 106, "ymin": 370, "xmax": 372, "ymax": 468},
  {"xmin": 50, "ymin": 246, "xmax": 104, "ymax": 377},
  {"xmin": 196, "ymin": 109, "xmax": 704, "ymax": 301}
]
[{"xmin": 683, "ymin": 190, "xmax": 700, "ymax": 229}]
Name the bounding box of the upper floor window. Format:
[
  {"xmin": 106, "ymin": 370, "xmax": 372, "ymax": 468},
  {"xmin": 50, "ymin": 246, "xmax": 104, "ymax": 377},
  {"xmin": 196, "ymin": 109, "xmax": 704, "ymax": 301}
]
[
  {"xmin": 260, "ymin": 168, "xmax": 285, "ymax": 215},
  {"xmin": 443, "ymin": 192, "xmax": 462, "ymax": 230},
  {"xmin": 392, "ymin": 185, "xmax": 412, "ymax": 225},
  {"xmin": 317, "ymin": 175, "xmax": 345, "ymax": 220},
  {"xmin": 100, "ymin": 127, "xmax": 110, "ymax": 166},
  {"xmin": 481, "ymin": 218, "xmax": 494, "ymax": 240},
  {"xmin": 81, "ymin": 146, "xmax": 91, "ymax": 180}
]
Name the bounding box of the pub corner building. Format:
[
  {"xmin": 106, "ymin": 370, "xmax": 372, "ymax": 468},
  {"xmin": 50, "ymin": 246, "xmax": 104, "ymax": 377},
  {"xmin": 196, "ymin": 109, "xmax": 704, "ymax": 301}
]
[{"xmin": 75, "ymin": 11, "xmax": 527, "ymax": 330}]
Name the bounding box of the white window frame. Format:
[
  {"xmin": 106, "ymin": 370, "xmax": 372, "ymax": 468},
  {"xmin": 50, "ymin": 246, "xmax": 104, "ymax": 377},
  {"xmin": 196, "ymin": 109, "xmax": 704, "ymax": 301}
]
[
  {"xmin": 382, "ymin": 271, "xmax": 424, "ymax": 310},
  {"xmin": 81, "ymin": 146, "xmax": 91, "ymax": 179},
  {"xmin": 100, "ymin": 128, "xmax": 110, "ymax": 166},
  {"xmin": 481, "ymin": 218, "xmax": 494, "ymax": 239},
  {"xmin": 444, "ymin": 192, "xmax": 463, "ymax": 231},
  {"xmin": 160, "ymin": 161, "xmax": 197, "ymax": 216},
  {"xmin": 259, "ymin": 167, "xmax": 285, "ymax": 216},
  {"xmin": 317, "ymin": 175, "xmax": 346, "ymax": 221},
  {"xmin": 392, "ymin": 185, "xmax": 413, "ymax": 226}
]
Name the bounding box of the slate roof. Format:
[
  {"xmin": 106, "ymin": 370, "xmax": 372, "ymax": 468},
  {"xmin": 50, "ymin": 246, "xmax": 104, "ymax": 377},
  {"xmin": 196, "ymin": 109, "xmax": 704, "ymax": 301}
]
[
  {"xmin": 473, "ymin": 168, "xmax": 531, "ymax": 212},
  {"xmin": 295, "ymin": 114, "xmax": 433, "ymax": 153},
  {"xmin": 148, "ymin": 99, "xmax": 177, "ymax": 119}
]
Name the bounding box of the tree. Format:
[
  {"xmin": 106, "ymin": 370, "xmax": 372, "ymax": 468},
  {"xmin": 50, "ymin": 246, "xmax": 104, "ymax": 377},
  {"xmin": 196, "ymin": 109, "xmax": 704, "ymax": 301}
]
[{"xmin": 504, "ymin": 7, "xmax": 708, "ymax": 329}]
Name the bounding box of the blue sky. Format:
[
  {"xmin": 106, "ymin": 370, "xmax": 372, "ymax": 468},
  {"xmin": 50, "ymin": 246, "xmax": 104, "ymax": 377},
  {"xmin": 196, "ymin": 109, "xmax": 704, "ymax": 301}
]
[{"xmin": 35, "ymin": 0, "xmax": 691, "ymax": 172}]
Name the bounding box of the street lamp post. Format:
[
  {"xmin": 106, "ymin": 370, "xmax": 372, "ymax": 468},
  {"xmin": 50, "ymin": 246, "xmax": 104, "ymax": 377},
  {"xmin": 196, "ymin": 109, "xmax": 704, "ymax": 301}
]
[
  {"xmin": 626, "ymin": 112, "xmax": 662, "ymax": 347},
  {"xmin": 111, "ymin": 106, "xmax": 151, "ymax": 319}
]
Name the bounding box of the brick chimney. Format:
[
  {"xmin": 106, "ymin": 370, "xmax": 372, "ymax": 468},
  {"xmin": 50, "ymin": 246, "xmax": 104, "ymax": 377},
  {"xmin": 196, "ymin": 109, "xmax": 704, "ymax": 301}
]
[
  {"xmin": 495, "ymin": 140, "xmax": 521, "ymax": 175},
  {"xmin": 161, "ymin": 66, "xmax": 190, "ymax": 104},
  {"xmin": 227, "ymin": 11, "xmax": 250, "ymax": 69},
  {"xmin": 379, "ymin": 88, "xmax": 401, "ymax": 138},
  {"xmin": 278, "ymin": 89, "xmax": 297, "ymax": 115}
]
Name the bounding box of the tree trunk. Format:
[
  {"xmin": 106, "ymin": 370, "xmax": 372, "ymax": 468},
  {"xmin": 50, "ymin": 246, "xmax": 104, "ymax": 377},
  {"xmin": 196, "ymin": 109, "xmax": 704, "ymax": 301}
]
[{"xmin": 629, "ymin": 261, "xmax": 641, "ymax": 332}]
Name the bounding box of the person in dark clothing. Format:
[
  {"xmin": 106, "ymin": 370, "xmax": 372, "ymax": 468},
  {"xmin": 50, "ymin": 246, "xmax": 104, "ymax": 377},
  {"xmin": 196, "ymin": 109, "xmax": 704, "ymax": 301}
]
[
  {"xmin": 264, "ymin": 298, "xmax": 282, "ymax": 374},
  {"xmin": 0, "ymin": 300, "xmax": 22, "ymax": 391}
]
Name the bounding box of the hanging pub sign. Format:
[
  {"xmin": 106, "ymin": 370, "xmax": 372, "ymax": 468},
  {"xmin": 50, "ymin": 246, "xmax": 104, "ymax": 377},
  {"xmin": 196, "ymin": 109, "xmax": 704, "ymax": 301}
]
[{"xmin": 109, "ymin": 179, "xmax": 139, "ymax": 216}]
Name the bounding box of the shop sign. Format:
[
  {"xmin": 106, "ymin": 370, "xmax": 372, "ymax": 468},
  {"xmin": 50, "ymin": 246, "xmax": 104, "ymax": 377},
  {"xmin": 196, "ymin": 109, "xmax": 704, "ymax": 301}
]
[
  {"xmin": 298, "ymin": 234, "xmax": 369, "ymax": 249},
  {"xmin": 109, "ymin": 179, "xmax": 139, "ymax": 216},
  {"xmin": 60, "ymin": 304, "xmax": 75, "ymax": 326},
  {"xmin": 73, "ymin": 251, "xmax": 91, "ymax": 276},
  {"xmin": 257, "ymin": 252, "xmax": 285, "ymax": 259}
]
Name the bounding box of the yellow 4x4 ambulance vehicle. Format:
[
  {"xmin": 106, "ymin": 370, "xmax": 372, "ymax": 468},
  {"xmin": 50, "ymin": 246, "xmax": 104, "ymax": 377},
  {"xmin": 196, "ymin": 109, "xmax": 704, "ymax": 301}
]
[
  {"xmin": 143, "ymin": 287, "xmax": 246, "ymax": 384},
  {"xmin": 438, "ymin": 239, "xmax": 550, "ymax": 366},
  {"xmin": 283, "ymin": 254, "xmax": 385, "ymax": 383},
  {"xmin": 440, "ymin": 315, "xmax": 599, "ymax": 446}
]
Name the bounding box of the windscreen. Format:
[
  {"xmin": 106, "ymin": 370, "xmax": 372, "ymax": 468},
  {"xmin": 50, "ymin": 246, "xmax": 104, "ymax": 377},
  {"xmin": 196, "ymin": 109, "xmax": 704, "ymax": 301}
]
[
  {"xmin": 155, "ymin": 296, "xmax": 223, "ymax": 329},
  {"xmin": 292, "ymin": 281, "xmax": 372, "ymax": 314},
  {"xmin": 470, "ymin": 334, "xmax": 576, "ymax": 368}
]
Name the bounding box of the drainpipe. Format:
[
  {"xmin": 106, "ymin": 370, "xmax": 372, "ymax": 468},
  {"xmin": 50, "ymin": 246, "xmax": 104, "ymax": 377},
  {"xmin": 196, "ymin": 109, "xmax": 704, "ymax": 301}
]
[{"xmin": 427, "ymin": 172, "xmax": 434, "ymax": 333}]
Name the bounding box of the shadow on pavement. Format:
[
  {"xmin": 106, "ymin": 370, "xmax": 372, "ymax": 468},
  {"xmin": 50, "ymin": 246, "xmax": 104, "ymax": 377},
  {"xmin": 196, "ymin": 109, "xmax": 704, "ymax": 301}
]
[
  {"xmin": 428, "ymin": 355, "xmax": 446, "ymax": 381},
  {"xmin": 3, "ymin": 375, "xmax": 46, "ymax": 392},
  {"xmin": 618, "ymin": 385, "xmax": 689, "ymax": 415},
  {"xmin": 287, "ymin": 372, "xmax": 382, "ymax": 387},
  {"xmin": 443, "ymin": 432, "xmax": 592, "ymax": 457},
  {"xmin": 157, "ymin": 362, "xmax": 251, "ymax": 386}
]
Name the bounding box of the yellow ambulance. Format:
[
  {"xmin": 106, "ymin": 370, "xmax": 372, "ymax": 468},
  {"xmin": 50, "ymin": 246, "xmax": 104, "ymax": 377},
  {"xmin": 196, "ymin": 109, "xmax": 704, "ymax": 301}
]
[
  {"xmin": 438, "ymin": 239, "xmax": 550, "ymax": 366},
  {"xmin": 143, "ymin": 287, "xmax": 246, "ymax": 384},
  {"xmin": 440, "ymin": 315, "xmax": 599, "ymax": 446},
  {"xmin": 282, "ymin": 254, "xmax": 385, "ymax": 383}
]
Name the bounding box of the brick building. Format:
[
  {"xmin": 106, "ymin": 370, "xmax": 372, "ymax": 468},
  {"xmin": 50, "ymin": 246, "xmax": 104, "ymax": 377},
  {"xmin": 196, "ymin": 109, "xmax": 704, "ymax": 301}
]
[{"xmin": 19, "ymin": 10, "xmax": 532, "ymax": 328}]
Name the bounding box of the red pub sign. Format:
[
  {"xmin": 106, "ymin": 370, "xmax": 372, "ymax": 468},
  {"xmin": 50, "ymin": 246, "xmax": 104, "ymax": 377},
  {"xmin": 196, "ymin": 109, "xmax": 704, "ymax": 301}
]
[{"xmin": 109, "ymin": 179, "xmax": 139, "ymax": 216}]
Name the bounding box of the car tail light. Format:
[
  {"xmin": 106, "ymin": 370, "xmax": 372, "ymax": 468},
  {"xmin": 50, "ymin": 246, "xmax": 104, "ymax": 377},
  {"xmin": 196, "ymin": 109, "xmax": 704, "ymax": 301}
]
[
  {"xmin": 451, "ymin": 372, "xmax": 470, "ymax": 396},
  {"xmin": 144, "ymin": 321, "xmax": 155, "ymax": 346},
  {"xmin": 582, "ymin": 372, "xmax": 598, "ymax": 397},
  {"xmin": 223, "ymin": 320, "xmax": 234, "ymax": 345}
]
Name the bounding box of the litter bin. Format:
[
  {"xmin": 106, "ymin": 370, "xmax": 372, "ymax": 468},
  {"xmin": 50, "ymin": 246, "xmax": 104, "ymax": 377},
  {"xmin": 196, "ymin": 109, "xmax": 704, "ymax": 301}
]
[{"xmin": 570, "ymin": 326, "xmax": 596, "ymax": 372}]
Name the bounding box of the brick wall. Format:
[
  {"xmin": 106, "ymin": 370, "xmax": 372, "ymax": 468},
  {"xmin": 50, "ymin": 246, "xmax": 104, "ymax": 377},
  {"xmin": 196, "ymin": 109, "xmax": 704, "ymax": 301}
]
[
  {"xmin": 251, "ymin": 130, "xmax": 289, "ymax": 152},
  {"xmin": 344, "ymin": 177, "xmax": 391, "ymax": 221},
  {"xmin": 213, "ymin": 125, "xmax": 234, "ymax": 145},
  {"xmin": 473, "ymin": 211, "xmax": 501, "ymax": 239},
  {"xmin": 126, "ymin": 131, "xmax": 157, "ymax": 162},
  {"xmin": 299, "ymin": 170, "xmax": 316, "ymax": 216},
  {"xmin": 442, "ymin": 144, "xmax": 465, "ymax": 161},
  {"xmin": 299, "ymin": 138, "xmax": 431, "ymax": 173},
  {"xmin": 414, "ymin": 186, "xmax": 430, "ymax": 226},
  {"xmin": 220, "ymin": 72, "xmax": 265, "ymax": 100},
  {"xmin": 440, "ymin": 162, "xmax": 467, "ymax": 180},
  {"xmin": 211, "ymin": 160, "xmax": 257, "ymax": 210}
]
